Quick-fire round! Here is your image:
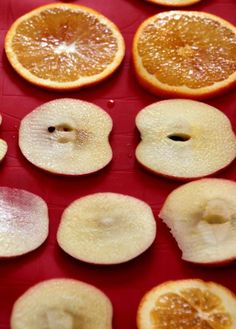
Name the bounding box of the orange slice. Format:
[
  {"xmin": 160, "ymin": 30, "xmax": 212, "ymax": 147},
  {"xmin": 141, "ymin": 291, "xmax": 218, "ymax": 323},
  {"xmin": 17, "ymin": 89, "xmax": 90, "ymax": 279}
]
[
  {"xmin": 145, "ymin": 0, "xmax": 202, "ymax": 7},
  {"xmin": 5, "ymin": 3, "xmax": 125, "ymax": 91},
  {"xmin": 133, "ymin": 11, "xmax": 236, "ymax": 99},
  {"xmin": 137, "ymin": 279, "xmax": 236, "ymax": 329}
]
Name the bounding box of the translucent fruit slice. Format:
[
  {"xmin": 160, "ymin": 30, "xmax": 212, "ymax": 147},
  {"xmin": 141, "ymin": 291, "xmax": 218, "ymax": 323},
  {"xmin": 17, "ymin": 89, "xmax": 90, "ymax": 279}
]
[
  {"xmin": 137, "ymin": 279, "xmax": 236, "ymax": 329},
  {"xmin": 5, "ymin": 3, "xmax": 125, "ymax": 91},
  {"xmin": 133, "ymin": 11, "xmax": 236, "ymax": 99},
  {"xmin": 135, "ymin": 99, "xmax": 236, "ymax": 180},
  {"xmin": 57, "ymin": 193, "xmax": 156, "ymax": 264},
  {"xmin": 0, "ymin": 114, "xmax": 7, "ymax": 162},
  {"xmin": 0, "ymin": 187, "xmax": 48, "ymax": 258},
  {"xmin": 159, "ymin": 178, "xmax": 236, "ymax": 265},
  {"xmin": 145, "ymin": 0, "xmax": 202, "ymax": 7},
  {"xmin": 11, "ymin": 278, "xmax": 112, "ymax": 329},
  {"xmin": 19, "ymin": 98, "xmax": 113, "ymax": 175}
]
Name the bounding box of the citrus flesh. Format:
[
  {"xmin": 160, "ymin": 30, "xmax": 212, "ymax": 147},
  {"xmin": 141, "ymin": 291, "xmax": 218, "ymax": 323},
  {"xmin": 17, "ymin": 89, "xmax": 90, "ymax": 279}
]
[
  {"xmin": 137, "ymin": 280, "xmax": 236, "ymax": 329},
  {"xmin": 5, "ymin": 3, "xmax": 125, "ymax": 90},
  {"xmin": 133, "ymin": 11, "xmax": 236, "ymax": 99}
]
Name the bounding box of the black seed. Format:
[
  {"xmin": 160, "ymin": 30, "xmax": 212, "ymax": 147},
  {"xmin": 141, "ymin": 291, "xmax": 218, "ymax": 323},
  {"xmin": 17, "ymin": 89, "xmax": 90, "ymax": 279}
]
[{"xmin": 48, "ymin": 126, "xmax": 55, "ymax": 133}]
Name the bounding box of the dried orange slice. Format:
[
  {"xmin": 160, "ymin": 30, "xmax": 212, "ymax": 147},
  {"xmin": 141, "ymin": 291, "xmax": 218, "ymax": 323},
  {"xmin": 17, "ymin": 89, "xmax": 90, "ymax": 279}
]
[
  {"xmin": 133, "ymin": 11, "xmax": 236, "ymax": 99},
  {"xmin": 5, "ymin": 3, "xmax": 125, "ymax": 91},
  {"xmin": 145, "ymin": 0, "xmax": 202, "ymax": 7},
  {"xmin": 137, "ymin": 279, "xmax": 236, "ymax": 329}
]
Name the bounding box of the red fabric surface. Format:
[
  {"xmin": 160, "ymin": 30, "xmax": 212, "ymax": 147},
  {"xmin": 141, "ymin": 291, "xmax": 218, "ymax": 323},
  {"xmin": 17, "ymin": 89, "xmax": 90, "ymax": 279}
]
[{"xmin": 1, "ymin": 0, "xmax": 236, "ymax": 328}]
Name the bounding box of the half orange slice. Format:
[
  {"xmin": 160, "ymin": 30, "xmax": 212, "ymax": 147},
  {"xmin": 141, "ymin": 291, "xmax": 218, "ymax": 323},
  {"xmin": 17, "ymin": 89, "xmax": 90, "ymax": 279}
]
[
  {"xmin": 133, "ymin": 11, "xmax": 236, "ymax": 99},
  {"xmin": 5, "ymin": 3, "xmax": 125, "ymax": 91},
  {"xmin": 137, "ymin": 279, "xmax": 236, "ymax": 329}
]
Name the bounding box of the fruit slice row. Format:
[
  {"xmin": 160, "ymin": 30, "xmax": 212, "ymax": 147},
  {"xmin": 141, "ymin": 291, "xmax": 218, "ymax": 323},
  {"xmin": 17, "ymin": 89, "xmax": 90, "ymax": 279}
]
[
  {"xmin": 18, "ymin": 98, "xmax": 236, "ymax": 180},
  {"xmin": 0, "ymin": 188, "xmax": 156, "ymax": 264},
  {"xmin": 10, "ymin": 278, "xmax": 236, "ymax": 329},
  {"xmin": 4, "ymin": 5, "xmax": 236, "ymax": 99},
  {"xmin": 5, "ymin": 179, "xmax": 235, "ymax": 267}
]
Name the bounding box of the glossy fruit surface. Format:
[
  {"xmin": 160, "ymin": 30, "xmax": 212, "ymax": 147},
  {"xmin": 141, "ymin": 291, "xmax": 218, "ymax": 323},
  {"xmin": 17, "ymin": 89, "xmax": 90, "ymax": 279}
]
[{"xmin": 5, "ymin": 3, "xmax": 125, "ymax": 90}]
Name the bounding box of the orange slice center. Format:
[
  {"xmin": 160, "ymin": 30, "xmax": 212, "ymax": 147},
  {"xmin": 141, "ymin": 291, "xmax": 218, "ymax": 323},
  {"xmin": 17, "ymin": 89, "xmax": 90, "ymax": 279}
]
[
  {"xmin": 12, "ymin": 7, "xmax": 118, "ymax": 82},
  {"xmin": 137, "ymin": 13, "xmax": 236, "ymax": 88},
  {"xmin": 151, "ymin": 288, "xmax": 232, "ymax": 328}
]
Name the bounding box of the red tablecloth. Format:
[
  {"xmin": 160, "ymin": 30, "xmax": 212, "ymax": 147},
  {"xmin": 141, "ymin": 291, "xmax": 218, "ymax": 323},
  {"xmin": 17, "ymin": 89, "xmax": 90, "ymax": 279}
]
[{"xmin": 1, "ymin": 0, "xmax": 236, "ymax": 328}]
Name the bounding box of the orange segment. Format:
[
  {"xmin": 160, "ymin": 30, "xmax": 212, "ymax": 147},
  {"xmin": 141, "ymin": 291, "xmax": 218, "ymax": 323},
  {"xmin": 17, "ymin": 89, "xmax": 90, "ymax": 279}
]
[
  {"xmin": 151, "ymin": 290, "xmax": 232, "ymax": 328},
  {"xmin": 137, "ymin": 280, "xmax": 236, "ymax": 329},
  {"xmin": 133, "ymin": 11, "xmax": 236, "ymax": 99},
  {"xmin": 5, "ymin": 3, "xmax": 125, "ymax": 90}
]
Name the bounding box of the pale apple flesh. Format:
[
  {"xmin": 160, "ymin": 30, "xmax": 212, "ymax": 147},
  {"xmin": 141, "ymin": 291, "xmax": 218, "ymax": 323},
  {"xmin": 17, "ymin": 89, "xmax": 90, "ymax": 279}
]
[
  {"xmin": 137, "ymin": 279, "xmax": 236, "ymax": 329},
  {"xmin": 19, "ymin": 98, "xmax": 113, "ymax": 175},
  {"xmin": 0, "ymin": 114, "xmax": 8, "ymax": 162},
  {"xmin": 0, "ymin": 139, "xmax": 7, "ymax": 161},
  {"xmin": 159, "ymin": 178, "xmax": 236, "ymax": 265},
  {"xmin": 11, "ymin": 279, "xmax": 113, "ymax": 329},
  {"xmin": 57, "ymin": 192, "xmax": 156, "ymax": 264},
  {"xmin": 0, "ymin": 187, "xmax": 48, "ymax": 257},
  {"xmin": 135, "ymin": 99, "xmax": 236, "ymax": 180}
]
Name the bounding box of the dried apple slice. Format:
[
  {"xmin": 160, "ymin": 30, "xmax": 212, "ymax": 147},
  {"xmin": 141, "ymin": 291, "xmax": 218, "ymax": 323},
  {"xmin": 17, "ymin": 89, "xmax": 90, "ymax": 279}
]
[
  {"xmin": 135, "ymin": 99, "xmax": 236, "ymax": 180},
  {"xmin": 11, "ymin": 278, "xmax": 113, "ymax": 329},
  {"xmin": 137, "ymin": 279, "xmax": 236, "ymax": 329},
  {"xmin": 57, "ymin": 193, "xmax": 156, "ymax": 264},
  {"xmin": 159, "ymin": 178, "xmax": 236, "ymax": 265},
  {"xmin": 19, "ymin": 98, "xmax": 112, "ymax": 175},
  {"xmin": 0, "ymin": 187, "xmax": 48, "ymax": 258},
  {"xmin": 0, "ymin": 114, "xmax": 7, "ymax": 162}
]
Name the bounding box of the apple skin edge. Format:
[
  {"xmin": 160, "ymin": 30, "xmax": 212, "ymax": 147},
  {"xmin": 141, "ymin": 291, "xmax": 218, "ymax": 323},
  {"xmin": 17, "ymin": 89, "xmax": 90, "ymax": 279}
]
[
  {"xmin": 57, "ymin": 237, "xmax": 157, "ymax": 266},
  {"xmin": 183, "ymin": 256, "xmax": 236, "ymax": 268},
  {"xmin": 19, "ymin": 156, "xmax": 113, "ymax": 178},
  {"xmin": 0, "ymin": 240, "xmax": 48, "ymax": 260},
  {"xmin": 18, "ymin": 126, "xmax": 112, "ymax": 177},
  {"xmin": 135, "ymin": 157, "xmax": 236, "ymax": 182}
]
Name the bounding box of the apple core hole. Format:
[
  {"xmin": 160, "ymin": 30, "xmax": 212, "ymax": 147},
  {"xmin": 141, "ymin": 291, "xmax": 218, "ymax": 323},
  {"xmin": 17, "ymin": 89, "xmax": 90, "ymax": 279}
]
[
  {"xmin": 56, "ymin": 124, "xmax": 73, "ymax": 132},
  {"xmin": 167, "ymin": 133, "xmax": 191, "ymax": 142}
]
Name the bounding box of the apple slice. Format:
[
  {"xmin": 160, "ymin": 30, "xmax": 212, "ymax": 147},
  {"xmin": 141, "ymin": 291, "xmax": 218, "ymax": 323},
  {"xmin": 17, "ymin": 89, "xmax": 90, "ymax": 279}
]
[
  {"xmin": 159, "ymin": 178, "xmax": 236, "ymax": 265},
  {"xmin": 0, "ymin": 187, "xmax": 48, "ymax": 258},
  {"xmin": 19, "ymin": 98, "xmax": 112, "ymax": 175},
  {"xmin": 57, "ymin": 192, "xmax": 156, "ymax": 264},
  {"xmin": 135, "ymin": 99, "xmax": 236, "ymax": 180},
  {"xmin": 137, "ymin": 279, "xmax": 236, "ymax": 329},
  {"xmin": 0, "ymin": 114, "xmax": 7, "ymax": 162},
  {"xmin": 11, "ymin": 278, "xmax": 113, "ymax": 329}
]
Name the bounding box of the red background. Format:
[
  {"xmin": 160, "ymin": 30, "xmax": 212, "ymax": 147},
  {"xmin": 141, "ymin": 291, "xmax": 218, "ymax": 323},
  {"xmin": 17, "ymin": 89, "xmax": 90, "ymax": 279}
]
[{"xmin": 0, "ymin": 0, "xmax": 236, "ymax": 328}]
